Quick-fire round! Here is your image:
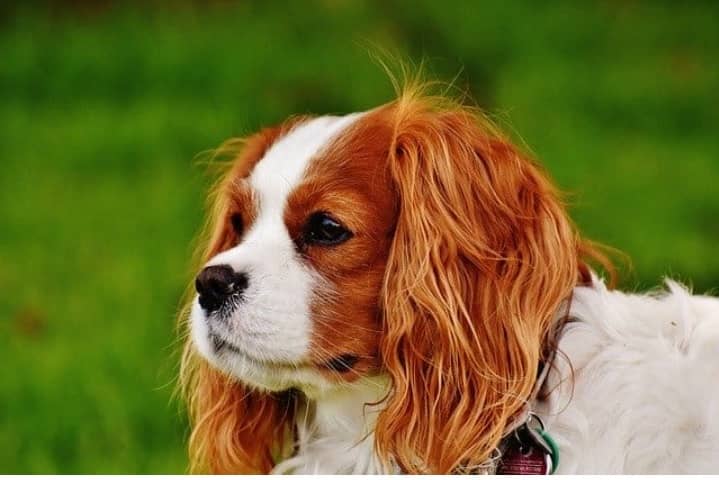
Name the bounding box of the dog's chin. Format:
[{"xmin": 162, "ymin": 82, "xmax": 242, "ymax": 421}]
[{"xmin": 189, "ymin": 300, "xmax": 338, "ymax": 395}]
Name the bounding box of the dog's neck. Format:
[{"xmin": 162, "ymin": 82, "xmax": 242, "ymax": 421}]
[
  {"xmin": 271, "ymin": 305, "xmax": 574, "ymax": 475},
  {"xmin": 273, "ymin": 377, "xmax": 390, "ymax": 474},
  {"xmin": 271, "ymin": 284, "xmax": 584, "ymax": 475}
]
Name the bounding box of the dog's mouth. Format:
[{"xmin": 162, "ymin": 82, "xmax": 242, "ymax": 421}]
[
  {"xmin": 209, "ymin": 333, "xmax": 281, "ymax": 364},
  {"xmin": 208, "ymin": 333, "xmax": 307, "ymax": 371},
  {"xmin": 209, "ymin": 332, "xmax": 360, "ymax": 375},
  {"xmin": 209, "ymin": 334, "xmax": 241, "ymax": 354},
  {"xmin": 320, "ymin": 354, "xmax": 360, "ymax": 373}
]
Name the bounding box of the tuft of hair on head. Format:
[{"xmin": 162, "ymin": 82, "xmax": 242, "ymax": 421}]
[{"xmin": 371, "ymin": 71, "xmax": 615, "ymax": 473}]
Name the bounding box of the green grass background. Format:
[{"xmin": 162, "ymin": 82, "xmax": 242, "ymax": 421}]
[{"xmin": 1, "ymin": 0, "xmax": 717, "ymax": 473}]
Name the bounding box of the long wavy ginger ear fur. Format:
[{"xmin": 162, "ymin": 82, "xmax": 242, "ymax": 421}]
[{"xmin": 375, "ymin": 91, "xmax": 583, "ymax": 473}]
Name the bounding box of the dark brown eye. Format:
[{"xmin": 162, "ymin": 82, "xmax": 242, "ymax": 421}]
[
  {"xmin": 230, "ymin": 213, "xmax": 244, "ymax": 236},
  {"xmin": 304, "ymin": 212, "xmax": 352, "ymax": 246}
]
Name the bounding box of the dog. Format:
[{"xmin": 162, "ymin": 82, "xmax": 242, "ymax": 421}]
[{"xmin": 179, "ymin": 82, "xmax": 719, "ymax": 474}]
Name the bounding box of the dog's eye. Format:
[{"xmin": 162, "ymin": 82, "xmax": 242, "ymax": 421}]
[
  {"xmin": 230, "ymin": 213, "xmax": 244, "ymax": 236},
  {"xmin": 304, "ymin": 212, "xmax": 352, "ymax": 246}
]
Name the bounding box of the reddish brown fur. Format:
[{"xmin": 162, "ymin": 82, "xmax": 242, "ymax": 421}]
[
  {"xmin": 180, "ymin": 86, "xmax": 612, "ymax": 473},
  {"xmin": 376, "ymin": 95, "xmax": 586, "ymax": 473},
  {"xmin": 285, "ymin": 108, "xmax": 398, "ymax": 381}
]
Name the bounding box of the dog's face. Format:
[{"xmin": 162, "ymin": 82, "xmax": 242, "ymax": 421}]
[
  {"xmin": 183, "ymin": 91, "xmax": 591, "ymax": 473},
  {"xmin": 190, "ymin": 111, "xmax": 397, "ymax": 394}
]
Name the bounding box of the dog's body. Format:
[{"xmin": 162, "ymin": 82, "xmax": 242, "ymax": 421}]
[
  {"xmin": 540, "ymin": 278, "xmax": 719, "ymax": 474},
  {"xmin": 271, "ymin": 277, "xmax": 719, "ymax": 474},
  {"xmin": 181, "ymin": 85, "xmax": 719, "ymax": 473}
]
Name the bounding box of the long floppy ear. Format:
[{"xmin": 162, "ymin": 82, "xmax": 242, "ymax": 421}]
[
  {"xmin": 375, "ymin": 95, "xmax": 583, "ymax": 473},
  {"xmin": 179, "ymin": 120, "xmax": 305, "ymax": 473}
]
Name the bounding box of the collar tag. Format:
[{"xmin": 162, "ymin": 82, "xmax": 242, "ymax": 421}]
[{"xmin": 496, "ymin": 415, "xmax": 559, "ymax": 475}]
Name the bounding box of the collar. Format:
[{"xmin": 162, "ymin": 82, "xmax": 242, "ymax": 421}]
[{"xmin": 458, "ymin": 293, "xmax": 576, "ymax": 475}]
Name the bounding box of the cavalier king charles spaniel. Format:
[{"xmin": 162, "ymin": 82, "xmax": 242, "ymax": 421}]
[{"xmin": 179, "ymin": 83, "xmax": 719, "ymax": 474}]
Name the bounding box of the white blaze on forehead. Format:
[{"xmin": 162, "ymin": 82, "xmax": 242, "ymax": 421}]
[{"xmin": 249, "ymin": 114, "xmax": 362, "ymax": 208}]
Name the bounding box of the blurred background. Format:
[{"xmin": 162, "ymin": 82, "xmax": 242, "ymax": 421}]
[{"xmin": 1, "ymin": 0, "xmax": 717, "ymax": 473}]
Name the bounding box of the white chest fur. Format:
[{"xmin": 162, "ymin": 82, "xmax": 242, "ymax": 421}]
[{"xmin": 272, "ymin": 378, "xmax": 390, "ymax": 474}]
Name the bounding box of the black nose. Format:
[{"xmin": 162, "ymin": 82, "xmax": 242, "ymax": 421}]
[{"xmin": 195, "ymin": 265, "xmax": 248, "ymax": 312}]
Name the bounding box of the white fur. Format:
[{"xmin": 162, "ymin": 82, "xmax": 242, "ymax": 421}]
[
  {"xmin": 190, "ymin": 114, "xmax": 361, "ymax": 393},
  {"xmin": 537, "ymin": 277, "xmax": 719, "ymax": 474},
  {"xmin": 273, "ymin": 377, "xmax": 390, "ymax": 474},
  {"xmin": 267, "ymin": 278, "xmax": 719, "ymax": 474}
]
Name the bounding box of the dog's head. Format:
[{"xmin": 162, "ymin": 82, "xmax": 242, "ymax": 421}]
[{"xmin": 181, "ymin": 86, "xmax": 598, "ymax": 473}]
